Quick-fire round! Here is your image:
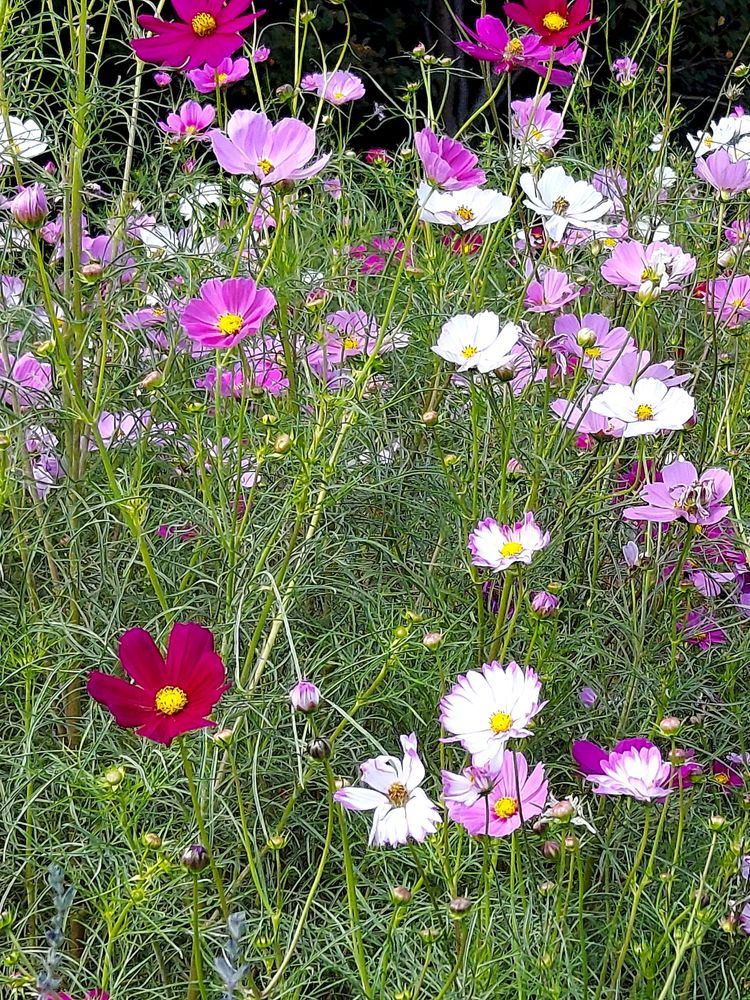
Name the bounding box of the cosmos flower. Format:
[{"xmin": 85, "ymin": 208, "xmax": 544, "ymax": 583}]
[
  {"xmin": 694, "ymin": 148, "xmax": 750, "ymax": 198},
  {"xmin": 612, "ymin": 56, "xmax": 638, "ymax": 85},
  {"xmin": 520, "ymin": 166, "xmax": 612, "ymax": 241},
  {"xmin": 589, "ymin": 377, "xmax": 695, "ymax": 438},
  {"xmin": 550, "ymin": 394, "xmax": 625, "ymax": 439},
  {"xmin": 180, "ymin": 276, "xmax": 276, "ymax": 348},
  {"xmin": 710, "ymin": 759, "xmax": 744, "ymax": 791},
  {"xmin": 334, "ymin": 734, "xmax": 442, "ymax": 846},
  {"xmin": 131, "ymin": 0, "xmax": 265, "ymax": 71},
  {"xmin": 600, "ymin": 239, "xmax": 696, "ymax": 300},
  {"xmin": 158, "ymin": 99, "xmax": 216, "ymax": 138},
  {"xmin": 210, "ymin": 109, "xmax": 331, "ymax": 184},
  {"xmin": 583, "ymin": 743, "xmax": 672, "ymax": 802},
  {"xmin": 677, "ymin": 611, "xmax": 728, "ymax": 650},
  {"xmin": 415, "ymin": 127, "xmax": 486, "ymax": 191},
  {"xmin": 510, "ymin": 93, "xmax": 565, "ymax": 163},
  {"xmin": 0, "ymin": 115, "xmax": 47, "ymax": 161},
  {"xmin": 417, "ymin": 183, "xmax": 512, "ymax": 229},
  {"xmin": 504, "ymin": 0, "xmax": 596, "ymax": 47},
  {"xmin": 456, "ymin": 15, "xmax": 582, "ymax": 86},
  {"xmin": 622, "ymin": 459, "xmax": 732, "ymax": 525},
  {"xmin": 432, "ymin": 312, "xmax": 520, "ymax": 372},
  {"xmin": 0, "ymin": 353, "xmax": 52, "ymax": 409},
  {"xmin": 705, "ymin": 275, "xmax": 750, "ymax": 327},
  {"xmin": 300, "ymin": 69, "xmax": 366, "ymax": 105},
  {"xmin": 523, "ymin": 266, "xmax": 581, "ymax": 312},
  {"xmin": 440, "ymin": 660, "xmax": 546, "ymax": 769},
  {"xmin": 468, "ymin": 512, "xmax": 551, "ymax": 572},
  {"xmin": 444, "ymin": 751, "xmax": 548, "ymax": 837},
  {"xmin": 550, "ymin": 311, "xmax": 636, "ymax": 377},
  {"xmin": 187, "ymin": 55, "xmax": 250, "ymax": 92},
  {"xmin": 87, "ymin": 623, "xmax": 230, "ymax": 746}
]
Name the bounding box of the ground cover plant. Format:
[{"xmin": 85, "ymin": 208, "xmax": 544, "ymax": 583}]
[{"xmin": 2, "ymin": 0, "xmax": 750, "ymax": 997}]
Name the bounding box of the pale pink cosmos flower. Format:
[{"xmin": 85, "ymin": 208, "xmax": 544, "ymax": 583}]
[
  {"xmin": 600, "ymin": 240, "xmax": 696, "ymax": 300},
  {"xmin": 590, "ymin": 377, "xmax": 695, "ymax": 438},
  {"xmin": 586, "ymin": 744, "xmax": 672, "ymax": 801},
  {"xmin": 706, "ymin": 275, "xmax": 750, "ymax": 327},
  {"xmin": 444, "ymin": 751, "xmax": 548, "ymax": 837},
  {"xmin": 599, "ymin": 349, "xmax": 690, "ymax": 388},
  {"xmin": 414, "ymin": 127, "xmax": 486, "ymax": 190},
  {"xmin": 334, "ymin": 733, "xmax": 442, "ymax": 847},
  {"xmin": 468, "ymin": 512, "xmax": 550, "ymax": 572},
  {"xmin": 210, "ymin": 110, "xmax": 331, "ymax": 185},
  {"xmin": 622, "ymin": 458, "xmax": 733, "ymax": 525},
  {"xmin": 180, "ymin": 276, "xmax": 276, "ymax": 348},
  {"xmin": 0, "ymin": 353, "xmax": 52, "ymax": 408},
  {"xmin": 694, "ymin": 148, "xmax": 750, "ymax": 197},
  {"xmin": 440, "ymin": 660, "xmax": 545, "ymax": 770},
  {"xmin": 550, "ymin": 312, "xmax": 636, "ymax": 377},
  {"xmin": 441, "ymin": 764, "xmax": 498, "ymax": 818},
  {"xmin": 158, "ymin": 100, "xmax": 216, "ymax": 138},
  {"xmin": 549, "ymin": 395, "xmax": 625, "ymax": 439},
  {"xmin": 510, "ymin": 93, "xmax": 565, "ymax": 163},
  {"xmin": 523, "ymin": 266, "xmax": 581, "ymax": 313},
  {"xmin": 301, "ymin": 69, "xmax": 365, "ymax": 105},
  {"xmin": 306, "ymin": 310, "xmax": 407, "ymax": 377},
  {"xmin": 187, "ymin": 56, "xmax": 250, "ymax": 93}
]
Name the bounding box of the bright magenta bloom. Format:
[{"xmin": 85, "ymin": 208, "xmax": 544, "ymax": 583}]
[
  {"xmin": 504, "ymin": 0, "xmax": 596, "ymax": 47},
  {"xmin": 677, "ymin": 611, "xmax": 728, "ymax": 651},
  {"xmin": 87, "ymin": 623, "xmax": 230, "ymax": 745},
  {"xmin": 187, "ymin": 55, "xmax": 250, "ymax": 92},
  {"xmin": 211, "ymin": 109, "xmax": 330, "ymax": 184},
  {"xmin": 456, "ymin": 15, "xmax": 581, "ymax": 86},
  {"xmin": 622, "ymin": 459, "xmax": 733, "ymax": 525},
  {"xmin": 414, "ymin": 127, "xmax": 486, "ymax": 191},
  {"xmin": 444, "ymin": 751, "xmax": 548, "ymax": 837},
  {"xmin": 131, "ymin": 0, "xmax": 264, "ymax": 70},
  {"xmin": 180, "ymin": 277, "xmax": 276, "ymax": 348}
]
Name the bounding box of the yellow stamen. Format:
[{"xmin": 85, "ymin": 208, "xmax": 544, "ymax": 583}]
[
  {"xmin": 713, "ymin": 772, "xmax": 729, "ymax": 785},
  {"xmin": 542, "ymin": 11, "xmax": 569, "ymax": 32},
  {"xmin": 342, "ymin": 336, "xmax": 359, "ymax": 350},
  {"xmin": 584, "ymin": 346, "xmax": 602, "ymax": 358},
  {"xmin": 462, "ymin": 345, "xmax": 478, "ymax": 359},
  {"xmin": 552, "ymin": 196, "xmax": 570, "ymax": 215},
  {"xmin": 388, "ymin": 781, "xmax": 409, "ymax": 806},
  {"xmin": 217, "ymin": 312, "xmax": 243, "ymax": 336},
  {"xmin": 258, "ymin": 158, "xmax": 274, "ymax": 175},
  {"xmin": 456, "ymin": 206, "xmax": 474, "ymax": 222},
  {"xmin": 155, "ymin": 685, "xmax": 188, "ymax": 715},
  {"xmin": 191, "ymin": 12, "xmax": 217, "ymax": 37},
  {"xmin": 494, "ymin": 796, "xmax": 519, "ymax": 819},
  {"xmin": 635, "ymin": 404, "xmax": 654, "ymax": 420},
  {"xmin": 217, "ymin": 72, "xmax": 228, "ymax": 83},
  {"xmin": 504, "ymin": 39, "xmax": 525, "ymax": 59},
  {"xmin": 500, "ymin": 540, "xmax": 524, "ymax": 558},
  {"xmin": 333, "ymin": 91, "xmax": 346, "ymax": 101},
  {"xmin": 490, "ymin": 711, "xmax": 513, "ymax": 734}
]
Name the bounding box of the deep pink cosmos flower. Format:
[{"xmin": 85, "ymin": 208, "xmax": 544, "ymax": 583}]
[
  {"xmin": 455, "ymin": 15, "xmax": 581, "ymax": 86},
  {"xmin": 695, "ymin": 148, "xmax": 750, "ymax": 197},
  {"xmin": 706, "ymin": 275, "xmax": 750, "ymax": 327},
  {"xmin": 622, "ymin": 459, "xmax": 732, "ymax": 525},
  {"xmin": 131, "ymin": 0, "xmax": 265, "ymax": 71},
  {"xmin": 180, "ymin": 277, "xmax": 276, "ymax": 348},
  {"xmin": 158, "ymin": 99, "xmax": 216, "ymax": 138},
  {"xmin": 300, "ymin": 70, "xmax": 365, "ymax": 106},
  {"xmin": 443, "ymin": 751, "xmax": 548, "ymax": 837},
  {"xmin": 504, "ymin": 0, "xmax": 596, "ymax": 47},
  {"xmin": 87, "ymin": 623, "xmax": 230, "ymax": 745},
  {"xmin": 210, "ymin": 109, "xmax": 330, "ymax": 184},
  {"xmin": 601, "ymin": 240, "xmax": 696, "ymax": 299},
  {"xmin": 677, "ymin": 611, "xmax": 728, "ymax": 650},
  {"xmin": 524, "ymin": 266, "xmax": 581, "ymax": 312},
  {"xmin": 414, "ymin": 128, "xmax": 486, "ymax": 191},
  {"xmin": 710, "ymin": 759, "xmax": 744, "ymax": 792},
  {"xmin": 187, "ymin": 55, "xmax": 250, "ymax": 92}
]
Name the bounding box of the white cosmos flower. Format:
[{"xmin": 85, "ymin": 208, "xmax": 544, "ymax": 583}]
[
  {"xmin": 520, "ymin": 166, "xmax": 613, "ymax": 242},
  {"xmin": 417, "ymin": 182, "xmax": 512, "ymax": 230},
  {"xmin": 433, "ymin": 312, "xmax": 520, "ymax": 373},
  {"xmin": 688, "ymin": 115, "xmax": 750, "ymax": 160},
  {"xmin": 589, "ymin": 377, "xmax": 695, "ymax": 438},
  {"xmin": 440, "ymin": 660, "xmax": 546, "ymax": 770},
  {"xmin": 468, "ymin": 512, "xmax": 550, "ymax": 571},
  {"xmin": 333, "ymin": 733, "xmax": 441, "ymax": 847},
  {"xmin": 178, "ymin": 182, "xmax": 222, "ymax": 221},
  {"xmin": 0, "ymin": 116, "xmax": 47, "ymax": 162}
]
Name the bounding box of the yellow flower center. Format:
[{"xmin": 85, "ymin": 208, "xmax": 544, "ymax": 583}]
[
  {"xmin": 456, "ymin": 206, "xmax": 474, "ymax": 222},
  {"xmin": 634, "ymin": 404, "xmax": 654, "ymax": 420},
  {"xmin": 341, "ymin": 336, "xmax": 359, "ymax": 350},
  {"xmin": 490, "ymin": 711, "xmax": 513, "ymax": 734},
  {"xmin": 217, "ymin": 72, "xmax": 228, "ymax": 83},
  {"xmin": 333, "ymin": 91, "xmax": 346, "ymax": 100},
  {"xmin": 692, "ymin": 631, "xmax": 707, "ymax": 643},
  {"xmin": 530, "ymin": 126, "xmax": 544, "ymax": 140},
  {"xmin": 388, "ymin": 781, "xmax": 409, "ymax": 806},
  {"xmin": 258, "ymin": 158, "xmax": 274, "ymax": 175},
  {"xmin": 191, "ymin": 12, "xmax": 217, "ymax": 37},
  {"xmin": 217, "ymin": 312, "xmax": 244, "ymax": 336},
  {"xmin": 500, "ymin": 540, "xmax": 524, "ymax": 558},
  {"xmin": 713, "ymin": 772, "xmax": 729, "ymax": 785},
  {"xmin": 504, "ymin": 39, "xmax": 525, "ymax": 58},
  {"xmin": 542, "ymin": 11, "xmax": 569, "ymax": 31},
  {"xmin": 640, "ymin": 267, "xmax": 661, "ymax": 283},
  {"xmin": 494, "ymin": 796, "xmax": 519, "ymax": 819},
  {"xmin": 155, "ymin": 685, "xmax": 188, "ymax": 715},
  {"xmin": 185, "ymin": 125, "xmax": 197, "ymax": 134},
  {"xmin": 602, "ymin": 237, "xmax": 617, "ymax": 247},
  {"xmin": 731, "ymin": 297, "xmax": 746, "ymax": 307},
  {"xmin": 552, "ymin": 196, "xmax": 570, "ymax": 215},
  {"xmin": 153, "ymin": 306, "xmax": 166, "ymax": 317},
  {"xmin": 462, "ymin": 345, "xmax": 478, "ymax": 359},
  {"xmin": 584, "ymin": 346, "xmax": 602, "ymax": 358}
]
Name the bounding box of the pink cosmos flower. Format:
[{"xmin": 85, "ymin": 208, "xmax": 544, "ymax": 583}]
[
  {"xmin": 550, "ymin": 311, "xmax": 636, "ymax": 377},
  {"xmin": 456, "ymin": 15, "xmax": 581, "ymax": 86},
  {"xmin": 600, "ymin": 240, "xmax": 696, "ymax": 300},
  {"xmin": 131, "ymin": 0, "xmax": 265, "ymax": 70},
  {"xmin": 154, "ymin": 71, "xmax": 172, "ymax": 85},
  {"xmin": 510, "ymin": 92, "xmax": 565, "ymax": 160},
  {"xmin": 158, "ymin": 99, "xmax": 216, "ymax": 138},
  {"xmin": 444, "ymin": 751, "xmax": 548, "ymax": 838},
  {"xmin": 612, "ymin": 56, "xmax": 638, "ymax": 84},
  {"xmin": 677, "ymin": 611, "xmax": 728, "ymax": 651},
  {"xmin": 468, "ymin": 512, "xmax": 550, "ymax": 571},
  {"xmin": 180, "ymin": 276, "xmax": 276, "ymax": 348},
  {"xmin": 622, "ymin": 459, "xmax": 732, "ymax": 525},
  {"xmin": 306, "ymin": 310, "xmax": 407, "ymax": 377},
  {"xmin": 549, "ymin": 394, "xmax": 625, "ymax": 439},
  {"xmin": 706, "ymin": 275, "xmax": 750, "ymax": 327},
  {"xmin": 504, "ymin": 0, "xmax": 596, "ymax": 47},
  {"xmin": 694, "ymin": 148, "xmax": 750, "ymax": 197},
  {"xmin": 300, "ymin": 69, "xmax": 365, "ymax": 105},
  {"xmin": 252, "ymin": 45, "xmax": 270, "ymax": 63},
  {"xmin": 710, "ymin": 759, "xmax": 743, "ymax": 791},
  {"xmin": 414, "ymin": 127, "xmax": 486, "ymax": 190},
  {"xmin": 0, "ymin": 353, "xmax": 52, "ymax": 408},
  {"xmin": 187, "ymin": 55, "xmax": 250, "ymax": 92},
  {"xmin": 333, "ymin": 733, "xmax": 442, "ymax": 847},
  {"xmin": 598, "ymin": 349, "xmax": 690, "ymax": 388},
  {"xmin": 572, "ymin": 738, "xmax": 654, "ymax": 776},
  {"xmin": 523, "ymin": 266, "xmax": 581, "ymax": 312},
  {"xmin": 210, "ymin": 109, "xmax": 330, "ymax": 184},
  {"xmin": 582, "ymin": 743, "xmax": 672, "ymax": 802}
]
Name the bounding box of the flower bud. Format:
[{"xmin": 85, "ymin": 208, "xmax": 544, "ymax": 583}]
[
  {"xmin": 563, "ymin": 834, "xmax": 577, "ymax": 849},
  {"xmin": 140, "ymin": 370, "xmax": 164, "ymax": 390},
  {"xmin": 181, "ymin": 844, "xmax": 209, "ymax": 871},
  {"xmin": 417, "ymin": 926, "xmax": 440, "ymax": 942},
  {"xmin": 541, "ymin": 839, "xmax": 559, "ymax": 858},
  {"xmin": 274, "ymin": 433, "xmax": 293, "ymax": 455},
  {"xmin": 531, "ymin": 591, "xmax": 560, "ymax": 617},
  {"xmin": 575, "ymin": 327, "xmax": 597, "ymax": 348},
  {"xmin": 103, "ymin": 765, "xmax": 125, "ymax": 788},
  {"xmin": 142, "ymin": 832, "xmax": 162, "ymax": 849},
  {"xmin": 211, "ymin": 727, "xmax": 235, "ymax": 748},
  {"xmin": 10, "ymin": 183, "xmax": 48, "ymax": 228},
  {"xmin": 422, "ymin": 631, "xmax": 443, "ymax": 651},
  {"xmin": 506, "ymin": 457, "xmax": 525, "ymax": 477},
  {"xmin": 659, "ymin": 715, "xmax": 682, "ymax": 736},
  {"xmin": 538, "ymin": 880, "xmax": 556, "ymax": 896},
  {"xmin": 390, "ymin": 884, "xmax": 412, "ymax": 905},
  {"xmin": 448, "ymin": 896, "xmax": 472, "ymax": 918},
  {"xmin": 421, "ymin": 409, "xmax": 439, "ymax": 426},
  {"xmin": 393, "ymin": 625, "xmax": 409, "ymax": 641},
  {"xmin": 305, "ymin": 287, "xmax": 328, "ymax": 311},
  {"xmin": 708, "ymin": 814, "xmax": 727, "ymax": 832},
  {"xmin": 549, "ymin": 799, "xmax": 575, "ymax": 821},
  {"xmin": 540, "ymin": 951, "xmax": 555, "ymax": 969},
  {"xmin": 307, "ymin": 736, "xmax": 331, "ymax": 760},
  {"xmin": 289, "ymin": 679, "xmax": 320, "ymax": 713},
  {"xmin": 494, "ymin": 364, "xmax": 516, "ymax": 382},
  {"xmin": 266, "ymin": 834, "xmax": 286, "ymax": 851},
  {"xmin": 81, "ymin": 262, "xmax": 104, "ymax": 281},
  {"xmin": 579, "ymin": 687, "xmax": 598, "ymax": 709}
]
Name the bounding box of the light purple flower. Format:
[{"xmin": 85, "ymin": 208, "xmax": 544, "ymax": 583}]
[
  {"xmin": 706, "ymin": 275, "xmax": 750, "ymax": 327},
  {"xmin": 334, "ymin": 733, "xmax": 441, "ymax": 847},
  {"xmin": 210, "ymin": 109, "xmax": 330, "ymax": 185},
  {"xmin": 531, "ymin": 591, "xmax": 559, "ymax": 616},
  {"xmin": 622, "ymin": 458, "xmax": 732, "ymax": 525},
  {"xmin": 468, "ymin": 512, "xmax": 550, "ymax": 572},
  {"xmin": 550, "ymin": 312, "xmax": 636, "ymax": 378},
  {"xmin": 414, "ymin": 127, "xmax": 486, "ymax": 191},
  {"xmin": 301, "ymin": 69, "xmax": 365, "ymax": 105},
  {"xmin": 677, "ymin": 611, "xmax": 728, "ymax": 651},
  {"xmin": 524, "ymin": 266, "xmax": 581, "ymax": 313},
  {"xmin": 612, "ymin": 56, "xmax": 638, "ymax": 85},
  {"xmin": 598, "ymin": 348, "xmax": 690, "ymax": 388},
  {"xmin": 600, "ymin": 240, "xmax": 696, "ymax": 300},
  {"xmin": 253, "ymin": 46, "xmax": 270, "ymax": 63},
  {"xmin": 695, "ymin": 148, "xmax": 750, "ymax": 198},
  {"xmin": 622, "ymin": 541, "xmax": 641, "ymax": 568},
  {"xmin": 0, "ymin": 353, "xmax": 52, "ymax": 408},
  {"xmin": 158, "ymin": 100, "xmax": 216, "ymax": 138},
  {"xmin": 9, "ymin": 183, "xmax": 48, "ymax": 227},
  {"xmin": 187, "ymin": 57, "xmax": 251, "ymax": 93},
  {"xmin": 579, "ymin": 687, "xmax": 598, "ymax": 708},
  {"xmin": 549, "ymin": 394, "xmax": 625, "ymax": 439},
  {"xmin": 443, "ymin": 751, "xmax": 548, "ymax": 837},
  {"xmin": 510, "ymin": 93, "xmax": 565, "ymax": 160}
]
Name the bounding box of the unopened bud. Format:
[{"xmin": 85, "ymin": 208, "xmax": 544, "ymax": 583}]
[
  {"xmin": 181, "ymin": 844, "xmax": 209, "ymax": 871},
  {"xmin": 274, "ymin": 433, "xmax": 293, "ymax": 454},
  {"xmin": 576, "ymin": 327, "xmax": 597, "ymax": 348},
  {"xmin": 211, "ymin": 728, "xmax": 235, "ymax": 748},
  {"xmin": 421, "ymin": 409, "xmax": 439, "ymax": 426},
  {"xmin": 417, "ymin": 926, "xmax": 440, "ymax": 942},
  {"xmin": 289, "ymin": 679, "xmax": 320, "ymax": 713},
  {"xmin": 422, "ymin": 631, "xmax": 443, "ymax": 651},
  {"xmin": 708, "ymin": 814, "xmax": 727, "ymax": 832},
  {"xmin": 720, "ymin": 913, "xmax": 738, "ymax": 933},
  {"xmin": 538, "ymin": 880, "xmax": 556, "ymax": 895},
  {"xmin": 140, "ymin": 370, "xmax": 163, "ymax": 390},
  {"xmin": 549, "ymin": 799, "xmax": 574, "ymax": 821},
  {"xmin": 494, "ymin": 364, "xmax": 516, "ymax": 382},
  {"xmin": 448, "ymin": 896, "xmax": 472, "ymax": 917},
  {"xmin": 542, "ymin": 839, "xmax": 559, "ymax": 858},
  {"xmin": 390, "ymin": 885, "xmax": 412, "ymax": 905},
  {"xmin": 142, "ymin": 832, "xmax": 162, "ymax": 849},
  {"xmin": 307, "ymin": 737, "xmax": 331, "ymax": 760},
  {"xmin": 10, "ymin": 183, "xmax": 48, "ymax": 228},
  {"xmin": 81, "ymin": 262, "xmax": 104, "ymax": 281},
  {"xmin": 531, "ymin": 591, "xmax": 560, "ymax": 617},
  {"xmin": 103, "ymin": 765, "xmax": 125, "ymax": 788},
  {"xmin": 267, "ymin": 834, "xmax": 286, "ymax": 851},
  {"xmin": 659, "ymin": 715, "xmax": 682, "ymax": 736}
]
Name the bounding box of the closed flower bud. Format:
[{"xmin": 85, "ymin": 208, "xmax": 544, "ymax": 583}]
[
  {"xmin": 140, "ymin": 370, "xmax": 163, "ymax": 390},
  {"xmin": 540, "ymin": 951, "xmax": 555, "ymax": 969},
  {"xmin": 720, "ymin": 913, "xmax": 738, "ymax": 933},
  {"xmin": 211, "ymin": 727, "xmax": 235, "ymax": 748},
  {"xmin": 421, "ymin": 409, "xmax": 439, "ymax": 426},
  {"xmin": 81, "ymin": 261, "xmax": 104, "ymax": 281},
  {"xmin": 659, "ymin": 715, "xmax": 682, "ymax": 736},
  {"xmin": 103, "ymin": 765, "xmax": 125, "ymax": 788},
  {"xmin": 422, "ymin": 631, "xmax": 443, "ymax": 651},
  {"xmin": 181, "ymin": 844, "xmax": 209, "ymax": 871},
  {"xmin": 390, "ymin": 884, "xmax": 412, "ymax": 905},
  {"xmin": 142, "ymin": 832, "xmax": 162, "ymax": 849},
  {"xmin": 579, "ymin": 687, "xmax": 598, "ymax": 709},
  {"xmin": 267, "ymin": 834, "xmax": 286, "ymax": 851},
  {"xmin": 550, "ymin": 799, "xmax": 574, "ymax": 821},
  {"xmin": 393, "ymin": 625, "xmax": 409, "ymax": 640},
  {"xmin": 542, "ymin": 839, "xmax": 559, "ymax": 858},
  {"xmin": 10, "ymin": 183, "xmax": 48, "ymax": 227},
  {"xmin": 531, "ymin": 591, "xmax": 560, "ymax": 617},
  {"xmin": 506, "ymin": 457, "xmax": 525, "ymax": 476},
  {"xmin": 538, "ymin": 880, "xmax": 556, "ymax": 896},
  {"xmin": 708, "ymin": 814, "xmax": 727, "ymax": 832},
  {"xmin": 575, "ymin": 326, "xmax": 597, "ymax": 348},
  {"xmin": 305, "ymin": 287, "xmax": 328, "ymax": 310},
  {"xmin": 417, "ymin": 926, "xmax": 440, "ymax": 942},
  {"xmin": 274, "ymin": 433, "xmax": 293, "ymax": 455},
  {"xmin": 563, "ymin": 834, "xmax": 577, "ymax": 849},
  {"xmin": 494, "ymin": 364, "xmax": 516, "ymax": 382},
  {"xmin": 289, "ymin": 679, "xmax": 320, "ymax": 713},
  {"xmin": 307, "ymin": 736, "xmax": 331, "ymax": 760},
  {"xmin": 448, "ymin": 896, "xmax": 472, "ymax": 917}
]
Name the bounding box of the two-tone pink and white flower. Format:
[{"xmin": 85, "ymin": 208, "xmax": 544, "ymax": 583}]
[
  {"xmin": 443, "ymin": 751, "xmax": 548, "ymax": 837},
  {"xmin": 585, "ymin": 744, "xmax": 672, "ymax": 802},
  {"xmin": 622, "ymin": 458, "xmax": 733, "ymax": 525},
  {"xmin": 301, "ymin": 69, "xmax": 365, "ymax": 105},
  {"xmin": 600, "ymin": 240, "xmax": 696, "ymax": 300},
  {"xmin": 468, "ymin": 512, "xmax": 550, "ymax": 571},
  {"xmin": 414, "ymin": 127, "xmax": 486, "ymax": 190}
]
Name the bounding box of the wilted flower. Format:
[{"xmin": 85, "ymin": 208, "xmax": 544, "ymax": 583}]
[{"xmin": 468, "ymin": 512, "xmax": 550, "ymax": 571}]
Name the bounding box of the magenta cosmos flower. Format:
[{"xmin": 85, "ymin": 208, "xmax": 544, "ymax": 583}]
[
  {"xmin": 187, "ymin": 55, "xmax": 250, "ymax": 92},
  {"xmin": 210, "ymin": 109, "xmax": 330, "ymax": 184},
  {"xmin": 677, "ymin": 610, "xmax": 728, "ymax": 650},
  {"xmin": 550, "ymin": 311, "xmax": 636, "ymax": 378},
  {"xmin": 443, "ymin": 751, "xmax": 548, "ymax": 837},
  {"xmin": 180, "ymin": 276, "xmax": 276, "ymax": 348},
  {"xmin": 504, "ymin": 0, "xmax": 596, "ymax": 47},
  {"xmin": 131, "ymin": 0, "xmax": 265, "ymax": 70},
  {"xmin": 524, "ymin": 266, "xmax": 581, "ymax": 312},
  {"xmin": 456, "ymin": 15, "xmax": 580, "ymax": 86},
  {"xmin": 710, "ymin": 759, "xmax": 743, "ymax": 791},
  {"xmin": 622, "ymin": 458, "xmax": 732, "ymax": 525},
  {"xmin": 158, "ymin": 99, "xmax": 216, "ymax": 138},
  {"xmin": 301, "ymin": 69, "xmax": 365, "ymax": 106},
  {"xmin": 414, "ymin": 127, "xmax": 486, "ymax": 191},
  {"xmin": 87, "ymin": 623, "xmax": 230, "ymax": 745},
  {"xmin": 600, "ymin": 240, "xmax": 696, "ymax": 300},
  {"xmin": 468, "ymin": 512, "xmax": 550, "ymax": 571}
]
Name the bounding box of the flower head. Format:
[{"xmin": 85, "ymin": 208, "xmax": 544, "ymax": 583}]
[
  {"xmin": 504, "ymin": 0, "xmax": 596, "ymax": 47},
  {"xmin": 301, "ymin": 69, "xmax": 365, "ymax": 105},
  {"xmin": 440, "ymin": 660, "xmax": 546, "ymax": 769},
  {"xmin": 622, "ymin": 458, "xmax": 732, "ymax": 525},
  {"xmin": 289, "ymin": 679, "xmax": 320, "ymax": 712},
  {"xmin": 444, "ymin": 751, "xmax": 548, "ymax": 837},
  {"xmin": 158, "ymin": 99, "xmax": 216, "ymax": 138},
  {"xmin": 456, "ymin": 15, "xmax": 581, "ymax": 86},
  {"xmin": 418, "ymin": 182, "xmax": 512, "ymax": 229},
  {"xmin": 87, "ymin": 623, "xmax": 230, "ymax": 745},
  {"xmin": 524, "ymin": 266, "xmax": 581, "ymax": 312},
  {"xmin": 677, "ymin": 611, "xmax": 728, "ymax": 650},
  {"xmin": 520, "ymin": 165, "xmax": 612, "ymax": 242},
  {"xmin": 706, "ymin": 275, "xmax": 750, "ymax": 327},
  {"xmin": 9, "ymin": 184, "xmax": 48, "ymax": 227},
  {"xmin": 600, "ymin": 240, "xmax": 696, "ymax": 300},
  {"xmin": 131, "ymin": 0, "xmax": 265, "ymax": 70},
  {"xmin": 210, "ymin": 109, "xmax": 330, "ymax": 184},
  {"xmin": 612, "ymin": 56, "xmax": 638, "ymax": 85},
  {"xmin": 710, "ymin": 759, "xmax": 744, "ymax": 791},
  {"xmin": 695, "ymin": 148, "xmax": 750, "ymax": 198},
  {"xmin": 180, "ymin": 277, "xmax": 275, "ymax": 348},
  {"xmin": 187, "ymin": 55, "xmax": 250, "ymax": 92},
  {"xmin": 433, "ymin": 312, "xmax": 520, "ymax": 372},
  {"xmin": 583, "ymin": 743, "xmax": 672, "ymax": 802},
  {"xmin": 589, "ymin": 377, "xmax": 695, "ymax": 438},
  {"xmin": 333, "ymin": 734, "xmax": 441, "ymax": 846},
  {"xmin": 468, "ymin": 512, "xmax": 550, "ymax": 572},
  {"xmin": 415, "ymin": 127, "xmax": 486, "ymax": 190}
]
